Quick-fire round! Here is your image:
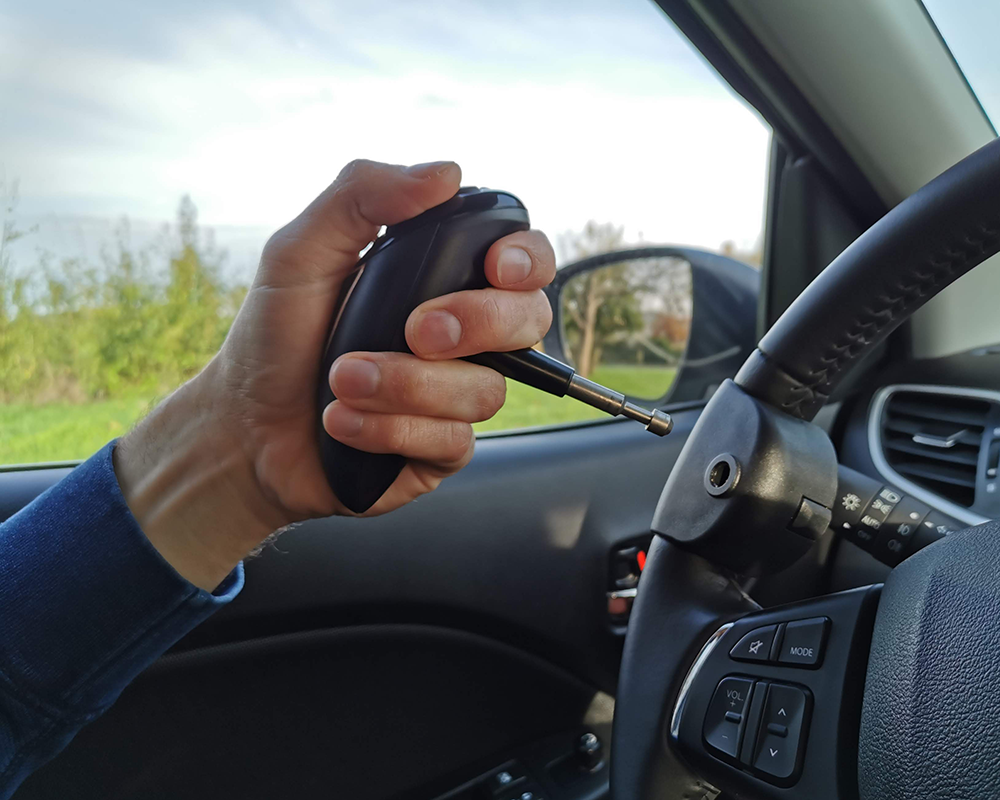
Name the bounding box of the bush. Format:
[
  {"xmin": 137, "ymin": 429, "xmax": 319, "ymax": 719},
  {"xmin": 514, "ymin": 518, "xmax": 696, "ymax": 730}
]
[{"xmin": 0, "ymin": 193, "xmax": 246, "ymax": 404}]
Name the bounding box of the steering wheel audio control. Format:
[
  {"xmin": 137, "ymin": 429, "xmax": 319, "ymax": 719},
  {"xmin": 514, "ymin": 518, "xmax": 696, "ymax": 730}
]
[
  {"xmin": 703, "ymin": 677, "xmax": 753, "ymax": 757},
  {"xmin": 730, "ymin": 625, "xmax": 778, "ymax": 662},
  {"xmin": 730, "ymin": 618, "xmax": 829, "ymax": 668},
  {"xmin": 703, "ymin": 677, "xmax": 812, "ymax": 785},
  {"xmin": 777, "ymin": 618, "xmax": 829, "ymax": 667},
  {"xmin": 670, "ymin": 584, "xmax": 880, "ymax": 798},
  {"xmin": 751, "ymin": 683, "xmax": 810, "ymax": 781}
]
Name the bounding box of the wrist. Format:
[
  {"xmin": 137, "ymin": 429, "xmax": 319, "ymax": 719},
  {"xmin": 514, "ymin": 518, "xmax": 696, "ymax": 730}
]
[{"xmin": 114, "ymin": 361, "xmax": 291, "ymax": 591}]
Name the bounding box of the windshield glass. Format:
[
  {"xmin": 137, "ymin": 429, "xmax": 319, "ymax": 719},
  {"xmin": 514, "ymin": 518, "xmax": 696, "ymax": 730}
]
[
  {"xmin": 921, "ymin": 0, "xmax": 1000, "ymax": 128},
  {"xmin": 0, "ymin": 0, "xmax": 769, "ymax": 464}
]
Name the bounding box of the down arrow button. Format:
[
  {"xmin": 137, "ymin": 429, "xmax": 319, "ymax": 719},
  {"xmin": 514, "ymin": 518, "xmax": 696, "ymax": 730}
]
[{"xmin": 754, "ymin": 683, "xmax": 810, "ymax": 784}]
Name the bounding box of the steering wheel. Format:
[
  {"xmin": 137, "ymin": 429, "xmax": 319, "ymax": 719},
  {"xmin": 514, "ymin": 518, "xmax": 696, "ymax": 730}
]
[{"xmin": 612, "ymin": 137, "xmax": 1000, "ymax": 800}]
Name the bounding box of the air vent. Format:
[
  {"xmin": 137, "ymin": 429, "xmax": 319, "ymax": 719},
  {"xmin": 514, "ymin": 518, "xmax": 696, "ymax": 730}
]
[{"xmin": 879, "ymin": 389, "xmax": 991, "ymax": 508}]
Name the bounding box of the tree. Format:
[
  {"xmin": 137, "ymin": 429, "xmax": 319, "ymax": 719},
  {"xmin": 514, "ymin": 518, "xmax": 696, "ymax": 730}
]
[
  {"xmin": 0, "ymin": 190, "xmax": 245, "ymax": 403},
  {"xmin": 0, "ymin": 178, "xmax": 41, "ymax": 400},
  {"xmin": 161, "ymin": 195, "xmax": 229, "ymax": 379},
  {"xmin": 720, "ymin": 237, "xmax": 763, "ymax": 268},
  {"xmin": 559, "ymin": 222, "xmax": 644, "ymax": 377}
]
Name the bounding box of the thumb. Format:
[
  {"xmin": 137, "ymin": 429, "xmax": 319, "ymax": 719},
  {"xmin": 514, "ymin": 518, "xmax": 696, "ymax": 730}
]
[{"xmin": 258, "ymin": 159, "xmax": 462, "ymax": 289}]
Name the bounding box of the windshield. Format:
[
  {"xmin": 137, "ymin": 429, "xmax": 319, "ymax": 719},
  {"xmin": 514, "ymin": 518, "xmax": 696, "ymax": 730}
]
[
  {"xmin": 1, "ymin": 1, "xmax": 767, "ymax": 271},
  {"xmin": 921, "ymin": 0, "xmax": 1000, "ymax": 129},
  {"xmin": 0, "ymin": 0, "xmax": 770, "ymax": 464}
]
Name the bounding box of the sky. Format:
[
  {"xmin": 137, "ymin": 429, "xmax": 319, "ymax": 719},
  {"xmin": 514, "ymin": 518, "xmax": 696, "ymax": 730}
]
[
  {"xmin": 0, "ymin": 0, "xmax": 772, "ymax": 283},
  {"xmin": 921, "ymin": 0, "xmax": 1000, "ymax": 134}
]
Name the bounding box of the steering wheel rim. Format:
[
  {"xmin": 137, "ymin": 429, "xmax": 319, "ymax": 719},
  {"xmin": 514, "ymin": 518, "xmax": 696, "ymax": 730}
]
[{"xmin": 612, "ymin": 136, "xmax": 1000, "ymax": 800}]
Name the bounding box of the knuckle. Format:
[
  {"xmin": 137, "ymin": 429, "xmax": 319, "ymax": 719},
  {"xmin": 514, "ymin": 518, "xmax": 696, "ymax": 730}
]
[
  {"xmin": 391, "ymin": 359, "xmax": 432, "ymax": 408},
  {"xmin": 479, "ymin": 293, "xmax": 507, "ymax": 339},
  {"xmin": 445, "ymin": 422, "xmax": 475, "ymax": 460},
  {"xmin": 378, "ymin": 357, "xmax": 404, "ymax": 399},
  {"xmin": 330, "ymin": 160, "xmax": 377, "ymax": 228},
  {"xmin": 538, "ymin": 240, "xmax": 557, "ymax": 281},
  {"xmin": 385, "ymin": 416, "xmax": 413, "ymax": 453},
  {"xmin": 336, "ymin": 158, "xmax": 374, "ymax": 185},
  {"xmin": 537, "ymin": 231, "xmax": 555, "ymax": 255},
  {"xmin": 457, "ymin": 433, "xmax": 476, "ymax": 468},
  {"xmin": 413, "ymin": 363, "xmax": 438, "ymax": 405},
  {"xmin": 409, "ymin": 467, "xmax": 444, "ymax": 497},
  {"xmin": 259, "ymin": 220, "xmax": 328, "ymax": 283},
  {"xmin": 261, "ymin": 226, "xmax": 292, "ymax": 263},
  {"xmin": 533, "ymin": 291, "xmax": 553, "ymax": 336},
  {"xmin": 477, "ymin": 374, "xmax": 507, "ymax": 419}
]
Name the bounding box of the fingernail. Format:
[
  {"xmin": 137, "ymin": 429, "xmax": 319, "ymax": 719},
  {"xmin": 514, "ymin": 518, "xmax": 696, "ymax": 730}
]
[
  {"xmin": 326, "ymin": 403, "xmax": 364, "ymax": 438},
  {"xmin": 331, "ymin": 358, "xmax": 381, "ymax": 399},
  {"xmin": 405, "ymin": 160, "xmax": 458, "ymax": 178},
  {"xmin": 496, "ymin": 247, "xmax": 533, "ymax": 285},
  {"xmin": 414, "ymin": 310, "xmax": 463, "ymax": 353}
]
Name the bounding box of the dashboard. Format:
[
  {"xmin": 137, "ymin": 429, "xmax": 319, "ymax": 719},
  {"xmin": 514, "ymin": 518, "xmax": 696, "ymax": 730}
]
[{"xmin": 829, "ymin": 346, "xmax": 1000, "ymax": 590}]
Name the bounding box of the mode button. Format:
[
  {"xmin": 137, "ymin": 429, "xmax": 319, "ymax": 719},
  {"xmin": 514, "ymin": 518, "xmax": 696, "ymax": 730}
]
[{"xmin": 777, "ymin": 617, "xmax": 829, "ymax": 668}]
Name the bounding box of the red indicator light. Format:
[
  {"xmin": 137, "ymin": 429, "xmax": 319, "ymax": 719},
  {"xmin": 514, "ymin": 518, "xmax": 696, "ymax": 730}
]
[{"xmin": 636, "ymin": 550, "xmax": 646, "ymax": 572}]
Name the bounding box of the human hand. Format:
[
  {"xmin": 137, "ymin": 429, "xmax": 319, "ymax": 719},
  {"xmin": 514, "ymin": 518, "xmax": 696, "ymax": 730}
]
[{"xmin": 114, "ymin": 160, "xmax": 556, "ymax": 589}]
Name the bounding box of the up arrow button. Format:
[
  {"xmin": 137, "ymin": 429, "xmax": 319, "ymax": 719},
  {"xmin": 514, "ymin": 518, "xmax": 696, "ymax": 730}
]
[{"xmin": 754, "ymin": 683, "xmax": 810, "ymax": 783}]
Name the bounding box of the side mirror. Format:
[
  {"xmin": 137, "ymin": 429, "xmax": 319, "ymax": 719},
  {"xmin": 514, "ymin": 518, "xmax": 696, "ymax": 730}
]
[{"xmin": 541, "ymin": 247, "xmax": 759, "ymax": 404}]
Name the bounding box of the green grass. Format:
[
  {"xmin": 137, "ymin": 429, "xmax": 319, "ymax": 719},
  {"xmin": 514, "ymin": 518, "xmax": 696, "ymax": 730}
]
[
  {"xmin": 0, "ymin": 395, "xmax": 159, "ymax": 465},
  {"xmin": 474, "ymin": 364, "xmax": 677, "ymax": 433},
  {"xmin": 0, "ymin": 365, "xmax": 676, "ymax": 465}
]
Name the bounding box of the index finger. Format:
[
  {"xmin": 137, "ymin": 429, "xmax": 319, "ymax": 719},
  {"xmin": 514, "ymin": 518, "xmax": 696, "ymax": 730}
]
[
  {"xmin": 483, "ymin": 229, "xmax": 556, "ymax": 291},
  {"xmin": 258, "ymin": 159, "xmax": 462, "ymax": 290}
]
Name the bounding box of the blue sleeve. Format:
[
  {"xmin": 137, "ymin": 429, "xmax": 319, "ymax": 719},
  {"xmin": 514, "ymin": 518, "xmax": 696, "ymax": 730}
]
[{"xmin": 0, "ymin": 441, "xmax": 243, "ymax": 797}]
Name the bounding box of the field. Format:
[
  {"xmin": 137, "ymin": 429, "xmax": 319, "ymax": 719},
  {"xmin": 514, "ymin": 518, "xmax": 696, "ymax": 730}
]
[
  {"xmin": 0, "ymin": 365, "xmax": 676, "ymax": 465},
  {"xmin": 474, "ymin": 364, "xmax": 677, "ymax": 432}
]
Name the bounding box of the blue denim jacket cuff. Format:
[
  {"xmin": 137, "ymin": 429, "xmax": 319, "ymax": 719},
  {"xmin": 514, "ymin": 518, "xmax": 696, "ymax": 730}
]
[{"xmin": 0, "ymin": 440, "xmax": 243, "ymax": 715}]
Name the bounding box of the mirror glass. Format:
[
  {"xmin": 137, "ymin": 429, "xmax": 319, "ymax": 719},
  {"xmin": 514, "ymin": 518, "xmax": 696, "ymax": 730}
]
[{"xmin": 559, "ymin": 256, "xmax": 692, "ymax": 401}]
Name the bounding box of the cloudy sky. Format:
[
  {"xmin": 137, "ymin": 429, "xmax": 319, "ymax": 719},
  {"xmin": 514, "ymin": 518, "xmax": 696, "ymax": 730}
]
[
  {"xmin": 5, "ymin": 0, "xmax": 995, "ymax": 285},
  {"xmin": 1, "ymin": 0, "xmax": 772, "ymax": 281},
  {"xmin": 922, "ymin": 0, "xmax": 1000, "ymax": 129}
]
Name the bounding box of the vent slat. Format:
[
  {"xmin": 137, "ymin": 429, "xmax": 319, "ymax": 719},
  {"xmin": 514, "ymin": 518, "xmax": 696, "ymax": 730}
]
[
  {"xmin": 884, "ymin": 440, "xmax": 980, "ymax": 466},
  {"xmin": 885, "ymin": 400, "xmax": 989, "ymax": 429},
  {"xmin": 883, "ymin": 420, "xmax": 983, "ymax": 446},
  {"xmin": 880, "ymin": 390, "xmax": 992, "ymax": 509},
  {"xmin": 892, "ymin": 461, "xmax": 978, "ymax": 489}
]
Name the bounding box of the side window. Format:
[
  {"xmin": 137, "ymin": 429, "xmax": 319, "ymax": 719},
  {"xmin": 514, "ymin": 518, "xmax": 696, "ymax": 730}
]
[{"xmin": 0, "ymin": 1, "xmax": 769, "ymax": 464}]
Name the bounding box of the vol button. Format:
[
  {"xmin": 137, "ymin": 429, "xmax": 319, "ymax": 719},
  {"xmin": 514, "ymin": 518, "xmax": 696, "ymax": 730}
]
[{"xmin": 703, "ymin": 677, "xmax": 753, "ymax": 759}]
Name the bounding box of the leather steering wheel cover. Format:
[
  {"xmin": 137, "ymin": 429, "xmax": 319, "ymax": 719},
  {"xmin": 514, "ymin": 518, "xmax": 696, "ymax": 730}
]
[
  {"xmin": 859, "ymin": 522, "xmax": 1000, "ymax": 800},
  {"xmin": 610, "ymin": 536, "xmax": 756, "ymax": 800},
  {"xmin": 736, "ymin": 137, "xmax": 1000, "ymax": 421}
]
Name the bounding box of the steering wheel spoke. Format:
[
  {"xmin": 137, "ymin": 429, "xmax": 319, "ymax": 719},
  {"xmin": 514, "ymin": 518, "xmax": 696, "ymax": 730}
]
[{"xmin": 669, "ymin": 583, "xmax": 880, "ymax": 798}]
